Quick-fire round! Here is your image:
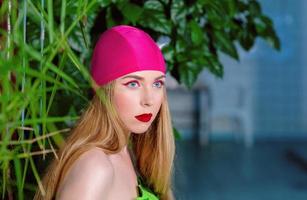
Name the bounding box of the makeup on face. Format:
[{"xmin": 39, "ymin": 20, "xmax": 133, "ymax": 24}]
[
  {"xmin": 135, "ymin": 113, "xmax": 152, "ymax": 122},
  {"xmin": 121, "ymin": 75, "xmax": 165, "ymax": 89},
  {"xmin": 122, "ymin": 74, "xmax": 163, "ymax": 123},
  {"xmin": 113, "ymin": 71, "xmax": 165, "ymax": 134}
]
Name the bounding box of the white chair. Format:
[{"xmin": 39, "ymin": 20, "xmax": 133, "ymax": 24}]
[{"xmin": 202, "ymin": 82, "xmax": 254, "ymax": 147}]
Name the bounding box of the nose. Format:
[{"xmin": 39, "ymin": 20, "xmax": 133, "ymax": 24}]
[{"xmin": 141, "ymin": 87, "xmax": 154, "ymax": 107}]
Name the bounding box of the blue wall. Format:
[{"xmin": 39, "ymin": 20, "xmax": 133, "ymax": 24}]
[
  {"xmin": 168, "ymin": 0, "xmax": 307, "ymax": 142},
  {"xmin": 253, "ymin": 0, "xmax": 306, "ymax": 139}
]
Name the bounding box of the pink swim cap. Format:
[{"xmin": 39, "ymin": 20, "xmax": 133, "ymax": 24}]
[{"xmin": 91, "ymin": 25, "xmax": 166, "ymax": 86}]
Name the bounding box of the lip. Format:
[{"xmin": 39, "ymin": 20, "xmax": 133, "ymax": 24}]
[{"xmin": 135, "ymin": 113, "xmax": 152, "ymax": 122}]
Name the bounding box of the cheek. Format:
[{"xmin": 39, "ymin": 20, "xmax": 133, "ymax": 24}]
[
  {"xmin": 113, "ymin": 91, "xmax": 136, "ymax": 117},
  {"xmin": 154, "ymin": 92, "xmax": 164, "ymax": 112}
]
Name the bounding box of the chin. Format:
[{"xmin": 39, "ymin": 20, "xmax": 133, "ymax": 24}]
[{"xmin": 130, "ymin": 125, "xmax": 151, "ymax": 134}]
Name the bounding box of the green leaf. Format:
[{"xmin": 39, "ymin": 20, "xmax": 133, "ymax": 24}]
[
  {"xmin": 239, "ymin": 29, "xmax": 255, "ymax": 51},
  {"xmin": 189, "ymin": 20, "xmax": 203, "ymax": 45},
  {"xmin": 139, "ymin": 8, "xmax": 171, "ymax": 34},
  {"xmin": 248, "ymin": 0, "xmax": 262, "ymax": 16},
  {"xmin": 237, "ymin": 0, "xmax": 248, "ymax": 12},
  {"xmin": 96, "ymin": 0, "xmax": 112, "ymax": 7},
  {"xmin": 47, "ymin": 0, "xmax": 54, "ymax": 43},
  {"xmin": 173, "ymin": 127, "xmax": 182, "ymax": 140},
  {"xmin": 179, "ymin": 62, "xmax": 201, "ymax": 89},
  {"xmin": 0, "ymin": 149, "xmax": 13, "ymax": 199},
  {"xmin": 64, "ymin": 42, "xmax": 92, "ymax": 83},
  {"xmin": 214, "ymin": 30, "xmax": 239, "ymax": 60},
  {"xmin": 260, "ymin": 15, "xmax": 273, "ymax": 26},
  {"xmin": 256, "ymin": 15, "xmax": 281, "ymax": 50},
  {"xmin": 79, "ymin": 20, "xmax": 89, "ymax": 49},
  {"xmin": 46, "ymin": 123, "xmax": 65, "ymax": 148},
  {"xmin": 171, "ymin": 1, "xmax": 187, "ymax": 22},
  {"xmin": 13, "ymin": 156, "xmax": 24, "ymax": 200},
  {"xmin": 225, "ymin": 0, "xmax": 237, "ymax": 17},
  {"xmin": 263, "ymin": 29, "xmax": 281, "ymax": 50},
  {"xmin": 205, "ymin": 1, "xmax": 227, "ymax": 29},
  {"xmin": 9, "ymin": 116, "xmax": 79, "ymax": 128},
  {"xmin": 23, "ymin": 44, "xmax": 80, "ymax": 89},
  {"xmin": 118, "ymin": 2, "xmax": 143, "ymax": 25},
  {"xmin": 162, "ymin": 45, "xmax": 175, "ymax": 71},
  {"xmin": 206, "ymin": 55, "xmax": 224, "ymax": 78},
  {"xmin": 60, "ymin": 0, "xmax": 67, "ymax": 34},
  {"xmin": 29, "ymin": 156, "xmax": 45, "ymax": 197},
  {"xmin": 254, "ymin": 17, "xmax": 266, "ymax": 34},
  {"xmin": 17, "ymin": 67, "xmax": 76, "ymax": 93},
  {"xmin": 144, "ymin": 0, "xmax": 164, "ymax": 11}
]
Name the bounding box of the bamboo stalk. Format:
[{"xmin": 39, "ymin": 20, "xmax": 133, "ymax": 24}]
[{"xmin": 0, "ymin": 128, "xmax": 70, "ymax": 145}]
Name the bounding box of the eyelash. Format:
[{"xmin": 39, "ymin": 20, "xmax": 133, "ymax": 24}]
[
  {"xmin": 123, "ymin": 81, "xmax": 140, "ymax": 87},
  {"xmin": 123, "ymin": 80, "xmax": 164, "ymax": 88},
  {"xmin": 154, "ymin": 80, "xmax": 164, "ymax": 88}
]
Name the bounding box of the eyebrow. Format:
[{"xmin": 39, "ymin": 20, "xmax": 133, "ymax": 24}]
[{"xmin": 121, "ymin": 75, "xmax": 166, "ymax": 81}]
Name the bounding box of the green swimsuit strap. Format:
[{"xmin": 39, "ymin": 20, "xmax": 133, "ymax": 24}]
[{"xmin": 136, "ymin": 177, "xmax": 159, "ymax": 200}]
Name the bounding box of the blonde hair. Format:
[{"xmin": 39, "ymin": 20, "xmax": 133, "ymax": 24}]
[{"xmin": 34, "ymin": 81, "xmax": 175, "ymax": 200}]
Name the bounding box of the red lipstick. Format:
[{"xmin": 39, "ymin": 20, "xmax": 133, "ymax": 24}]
[{"xmin": 135, "ymin": 113, "xmax": 152, "ymax": 122}]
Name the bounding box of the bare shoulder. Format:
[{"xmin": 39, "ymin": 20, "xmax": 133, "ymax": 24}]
[
  {"xmin": 56, "ymin": 147, "xmax": 114, "ymax": 200},
  {"xmin": 77, "ymin": 147, "xmax": 114, "ymax": 172}
]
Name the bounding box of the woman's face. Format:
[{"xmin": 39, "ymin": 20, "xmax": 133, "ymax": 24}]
[{"xmin": 113, "ymin": 70, "xmax": 165, "ymax": 134}]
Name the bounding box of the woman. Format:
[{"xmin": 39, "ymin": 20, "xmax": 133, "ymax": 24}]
[{"xmin": 34, "ymin": 25, "xmax": 175, "ymax": 200}]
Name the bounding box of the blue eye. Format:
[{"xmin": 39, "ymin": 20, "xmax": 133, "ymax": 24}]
[
  {"xmin": 153, "ymin": 81, "xmax": 164, "ymax": 88},
  {"xmin": 124, "ymin": 81, "xmax": 140, "ymax": 88},
  {"xmin": 129, "ymin": 82, "xmax": 138, "ymax": 87}
]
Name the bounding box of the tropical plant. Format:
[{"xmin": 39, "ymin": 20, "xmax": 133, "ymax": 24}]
[{"xmin": 0, "ymin": 0, "xmax": 279, "ymax": 199}]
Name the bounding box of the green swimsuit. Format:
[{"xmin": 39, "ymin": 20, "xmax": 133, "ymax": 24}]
[
  {"xmin": 128, "ymin": 145, "xmax": 159, "ymax": 200},
  {"xmin": 136, "ymin": 177, "xmax": 159, "ymax": 200}
]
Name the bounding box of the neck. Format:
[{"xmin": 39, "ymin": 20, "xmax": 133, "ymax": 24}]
[
  {"xmin": 119, "ymin": 144, "xmax": 130, "ymax": 158},
  {"xmin": 121, "ymin": 145, "xmax": 128, "ymax": 154},
  {"xmin": 118, "ymin": 131, "xmax": 132, "ymax": 157}
]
